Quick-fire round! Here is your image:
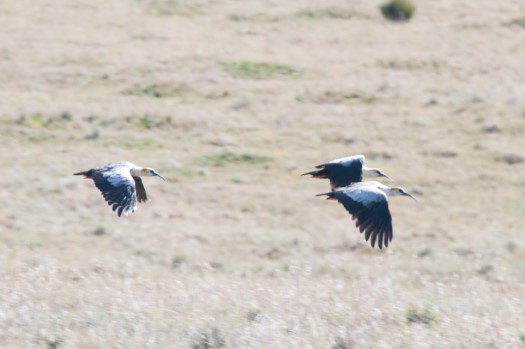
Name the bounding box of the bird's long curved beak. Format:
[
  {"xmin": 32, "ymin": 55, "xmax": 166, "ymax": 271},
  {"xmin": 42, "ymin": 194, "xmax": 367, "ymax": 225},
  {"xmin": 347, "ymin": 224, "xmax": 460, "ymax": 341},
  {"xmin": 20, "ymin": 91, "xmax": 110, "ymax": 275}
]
[
  {"xmin": 404, "ymin": 192, "xmax": 417, "ymax": 201},
  {"xmin": 154, "ymin": 172, "xmax": 167, "ymax": 181},
  {"xmin": 382, "ymin": 173, "xmax": 393, "ymax": 181}
]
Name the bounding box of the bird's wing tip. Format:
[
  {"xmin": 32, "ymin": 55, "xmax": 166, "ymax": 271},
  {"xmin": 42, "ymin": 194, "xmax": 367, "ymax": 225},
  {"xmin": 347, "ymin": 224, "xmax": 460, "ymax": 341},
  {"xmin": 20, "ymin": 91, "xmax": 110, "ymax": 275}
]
[{"xmin": 123, "ymin": 207, "xmax": 137, "ymax": 216}]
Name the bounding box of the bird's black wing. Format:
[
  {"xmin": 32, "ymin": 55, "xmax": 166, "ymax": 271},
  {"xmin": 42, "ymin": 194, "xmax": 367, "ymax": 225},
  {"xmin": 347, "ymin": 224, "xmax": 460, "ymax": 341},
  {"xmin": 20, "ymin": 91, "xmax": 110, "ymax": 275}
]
[
  {"xmin": 302, "ymin": 155, "xmax": 365, "ymax": 188},
  {"xmin": 334, "ymin": 189, "xmax": 393, "ymax": 249},
  {"xmin": 323, "ymin": 158, "xmax": 363, "ymax": 188},
  {"xmin": 133, "ymin": 176, "xmax": 148, "ymax": 203},
  {"xmin": 91, "ymin": 167, "xmax": 137, "ymax": 217}
]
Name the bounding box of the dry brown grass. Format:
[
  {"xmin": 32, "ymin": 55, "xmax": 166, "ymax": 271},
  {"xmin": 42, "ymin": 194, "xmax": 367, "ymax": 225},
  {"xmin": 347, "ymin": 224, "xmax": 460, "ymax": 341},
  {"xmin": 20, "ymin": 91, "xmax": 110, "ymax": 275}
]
[{"xmin": 1, "ymin": 0, "xmax": 524, "ymax": 348}]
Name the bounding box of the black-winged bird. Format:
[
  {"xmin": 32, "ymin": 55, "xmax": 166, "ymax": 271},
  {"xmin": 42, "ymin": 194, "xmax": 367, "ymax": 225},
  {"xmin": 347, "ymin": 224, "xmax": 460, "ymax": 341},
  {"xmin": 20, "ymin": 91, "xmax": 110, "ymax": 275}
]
[
  {"xmin": 74, "ymin": 161, "xmax": 165, "ymax": 217},
  {"xmin": 302, "ymin": 154, "xmax": 391, "ymax": 188},
  {"xmin": 317, "ymin": 181, "xmax": 415, "ymax": 249}
]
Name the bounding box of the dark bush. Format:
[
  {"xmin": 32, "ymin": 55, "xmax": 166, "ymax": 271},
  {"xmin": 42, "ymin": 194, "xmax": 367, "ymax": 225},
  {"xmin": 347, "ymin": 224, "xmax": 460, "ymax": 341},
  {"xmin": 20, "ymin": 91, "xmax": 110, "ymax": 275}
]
[{"xmin": 380, "ymin": 0, "xmax": 415, "ymax": 22}]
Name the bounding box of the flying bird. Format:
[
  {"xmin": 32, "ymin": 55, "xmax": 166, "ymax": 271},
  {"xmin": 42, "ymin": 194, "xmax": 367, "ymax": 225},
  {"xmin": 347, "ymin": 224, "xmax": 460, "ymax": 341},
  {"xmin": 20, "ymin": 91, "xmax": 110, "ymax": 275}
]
[
  {"xmin": 317, "ymin": 181, "xmax": 415, "ymax": 249},
  {"xmin": 74, "ymin": 161, "xmax": 166, "ymax": 217},
  {"xmin": 302, "ymin": 154, "xmax": 391, "ymax": 188}
]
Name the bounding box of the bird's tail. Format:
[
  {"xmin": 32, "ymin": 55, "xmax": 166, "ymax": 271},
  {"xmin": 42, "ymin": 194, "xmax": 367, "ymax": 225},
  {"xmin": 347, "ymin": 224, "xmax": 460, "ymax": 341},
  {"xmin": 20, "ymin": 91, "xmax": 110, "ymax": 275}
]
[
  {"xmin": 316, "ymin": 191, "xmax": 337, "ymax": 200},
  {"xmin": 301, "ymin": 168, "xmax": 329, "ymax": 178},
  {"xmin": 73, "ymin": 170, "xmax": 93, "ymax": 178}
]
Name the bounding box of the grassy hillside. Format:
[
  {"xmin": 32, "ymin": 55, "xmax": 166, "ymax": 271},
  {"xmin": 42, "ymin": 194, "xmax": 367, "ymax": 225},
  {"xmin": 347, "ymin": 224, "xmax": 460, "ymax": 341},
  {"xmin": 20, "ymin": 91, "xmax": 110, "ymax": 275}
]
[{"xmin": 0, "ymin": 0, "xmax": 524, "ymax": 348}]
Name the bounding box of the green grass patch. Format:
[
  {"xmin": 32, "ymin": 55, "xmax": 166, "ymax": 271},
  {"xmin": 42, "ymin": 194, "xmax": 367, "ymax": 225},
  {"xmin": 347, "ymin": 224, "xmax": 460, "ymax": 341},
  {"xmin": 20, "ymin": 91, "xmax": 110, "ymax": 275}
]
[
  {"xmin": 518, "ymin": 330, "xmax": 525, "ymax": 342},
  {"xmin": 195, "ymin": 152, "xmax": 270, "ymax": 167},
  {"xmin": 380, "ymin": 0, "xmax": 415, "ymax": 22},
  {"xmin": 25, "ymin": 113, "xmax": 46, "ymax": 127},
  {"xmin": 297, "ymin": 8, "xmax": 366, "ymax": 20},
  {"xmin": 221, "ymin": 61, "xmax": 297, "ymax": 79},
  {"xmin": 228, "ymin": 13, "xmax": 279, "ymax": 22},
  {"xmin": 406, "ymin": 307, "xmax": 438, "ymax": 325},
  {"xmin": 510, "ymin": 17, "xmax": 525, "ymax": 28},
  {"xmin": 18, "ymin": 112, "xmax": 75, "ymax": 129}
]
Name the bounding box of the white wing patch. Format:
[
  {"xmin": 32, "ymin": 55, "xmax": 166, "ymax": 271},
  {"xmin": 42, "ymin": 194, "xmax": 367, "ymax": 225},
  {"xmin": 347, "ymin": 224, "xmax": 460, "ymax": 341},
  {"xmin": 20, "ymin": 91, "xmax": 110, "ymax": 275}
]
[
  {"xmin": 106, "ymin": 167, "xmax": 134, "ymax": 187},
  {"xmin": 340, "ymin": 182, "xmax": 388, "ymax": 207}
]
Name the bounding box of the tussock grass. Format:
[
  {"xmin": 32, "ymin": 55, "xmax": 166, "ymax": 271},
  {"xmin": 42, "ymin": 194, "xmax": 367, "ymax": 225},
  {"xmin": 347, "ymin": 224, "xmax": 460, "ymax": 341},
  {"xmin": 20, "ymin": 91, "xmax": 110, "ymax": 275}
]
[
  {"xmin": 297, "ymin": 90, "xmax": 376, "ymax": 104},
  {"xmin": 123, "ymin": 83, "xmax": 192, "ymax": 98},
  {"xmin": 246, "ymin": 308, "xmax": 262, "ymax": 322},
  {"xmin": 221, "ymin": 61, "xmax": 297, "ymax": 79},
  {"xmin": 477, "ymin": 264, "xmax": 494, "ymax": 275},
  {"xmin": 497, "ymin": 154, "xmax": 524, "ymax": 165},
  {"xmin": 417, "ymin": 248, "xmax": 433, "ymax": 258},
  {"xmin": 124, "ymin": 114, "xmax": 174, "ymax": 129},
  {"xmin": 84, "ymin": 129, "xmax": 100, "ymax": 140},
  {"xmin": 144, "ymin": 0, "xmax": 204, "ymax": 17},
  {"xmin": 45, "ymin": 338, "xmax": 62, "ymax": 349},
  {"xmin": 406, "ymin": 307, "xmax": 439, "ymax": 325},
  {"xmin": 171, "ymin": 256, "xmax": 186, "ymax": 269},
  {"xmin": 331, "ymin": 337, "xmax": 352, "ymax": 349},
  {"xmin": 92, "ymin": 227, "xmax": 106, "ymax": 236},
  {"xmin": 191, "ymin": 328, "xmax": 225, "ymax": 349}
]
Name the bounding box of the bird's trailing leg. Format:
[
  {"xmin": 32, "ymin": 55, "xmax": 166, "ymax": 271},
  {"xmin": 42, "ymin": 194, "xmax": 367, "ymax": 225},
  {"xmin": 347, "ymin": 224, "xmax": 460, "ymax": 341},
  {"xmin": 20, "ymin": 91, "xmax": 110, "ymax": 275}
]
[{"xmin": 316, "ymin": 191, "xmax": 337, "ymax": 200}]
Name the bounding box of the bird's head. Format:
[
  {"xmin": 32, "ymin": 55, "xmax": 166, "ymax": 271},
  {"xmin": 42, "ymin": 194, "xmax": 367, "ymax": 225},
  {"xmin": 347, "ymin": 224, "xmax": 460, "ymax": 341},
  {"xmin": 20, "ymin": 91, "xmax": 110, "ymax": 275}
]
[
  {"xmin": 362, "ymin": 167, "xmax": 392, "ymax": 181},
  {"xmin": 389, "ymin": 187, "xmax": 416, "ymax": 200},
  {"xmin": 145, "ymin": 168, "xmax": 166, "ymax": 181},
  {"xmin": 132, "ymin": 167, "xmax": 166, "ymax": 181}
]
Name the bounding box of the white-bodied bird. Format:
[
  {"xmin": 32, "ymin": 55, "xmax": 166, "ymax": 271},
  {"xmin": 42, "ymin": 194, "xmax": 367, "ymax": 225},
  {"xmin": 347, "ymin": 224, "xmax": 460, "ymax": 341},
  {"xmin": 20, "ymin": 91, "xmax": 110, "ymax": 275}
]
[
  {"xmin": 317, "ymin": 181, "xmax": 415, "ymax": 249},
  {"xmin": 74, "ymin": 161, "xmax": 166, "ymax": 217},
  {"xmin": 302, "ymin": 154, "xmax": 391, "ymax": 188}
]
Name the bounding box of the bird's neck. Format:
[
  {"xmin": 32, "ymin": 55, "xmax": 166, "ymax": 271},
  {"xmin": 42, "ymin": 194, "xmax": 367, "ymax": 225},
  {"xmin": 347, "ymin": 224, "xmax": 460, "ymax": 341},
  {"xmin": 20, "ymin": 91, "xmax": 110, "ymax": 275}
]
[
  {"xmin": 130, "ymin": 168, "xmax": 145, "ymax": 176},
  {"xmin": 362, "ymin": 167, "xmax": 377, "ymax": 176},
  {"xmin": 377, "ymin": 185, "xmax": 392, "ymax": 196}
]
